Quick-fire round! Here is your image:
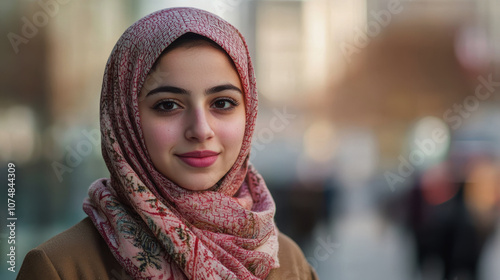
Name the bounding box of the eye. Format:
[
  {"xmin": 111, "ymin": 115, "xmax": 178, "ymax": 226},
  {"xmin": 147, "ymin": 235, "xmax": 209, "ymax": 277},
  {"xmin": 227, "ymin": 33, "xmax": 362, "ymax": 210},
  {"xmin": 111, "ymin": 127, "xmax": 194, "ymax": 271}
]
[
  {"xmin": 212, "ymin": 98, "xmax": 239, "ymax": 110},
  {"xmin": 153, "ymin": 100, "xmax": 181, "ymax": 112}
]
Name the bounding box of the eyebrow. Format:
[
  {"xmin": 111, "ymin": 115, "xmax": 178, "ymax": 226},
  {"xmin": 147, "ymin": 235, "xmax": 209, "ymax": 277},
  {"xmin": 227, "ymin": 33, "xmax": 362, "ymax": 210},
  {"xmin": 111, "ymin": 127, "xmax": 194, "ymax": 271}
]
[
  {"xmin": 206, "ymin": 84, "xmax": 242, "ymax": 95},
  {"xmin": 145, "ymin": 86, "xmax": 189, "ymax": 96},
  {"xmin": 145, "ymin": 84, "xmax": 242, "ymax": 97}
]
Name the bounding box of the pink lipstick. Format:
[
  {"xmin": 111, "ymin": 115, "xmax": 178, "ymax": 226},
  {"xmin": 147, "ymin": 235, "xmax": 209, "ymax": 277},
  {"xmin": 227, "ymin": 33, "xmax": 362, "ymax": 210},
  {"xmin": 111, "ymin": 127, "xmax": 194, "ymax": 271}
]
[{"xmin": 176, "ymin": 150, "xmax": 219, "ymax": 168}]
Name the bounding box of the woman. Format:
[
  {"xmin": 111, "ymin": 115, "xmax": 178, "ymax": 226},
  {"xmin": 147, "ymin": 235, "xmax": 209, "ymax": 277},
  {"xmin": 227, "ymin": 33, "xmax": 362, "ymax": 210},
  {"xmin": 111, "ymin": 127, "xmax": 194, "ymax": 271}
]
[{"xmin": 18, "ymin": 7, "xmax": 317, "ymax": 280}]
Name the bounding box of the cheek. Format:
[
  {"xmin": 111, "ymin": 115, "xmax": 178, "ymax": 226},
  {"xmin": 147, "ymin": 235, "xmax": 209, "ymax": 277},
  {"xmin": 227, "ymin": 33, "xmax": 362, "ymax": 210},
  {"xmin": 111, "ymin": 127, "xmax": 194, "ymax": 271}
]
[
  {"xmin": 141, "ymin": 119, "xmax": 177, "ymax": 154},
  {"xmin": 218, "ymin": 117, "xmax": 246, "ymax": 149}
]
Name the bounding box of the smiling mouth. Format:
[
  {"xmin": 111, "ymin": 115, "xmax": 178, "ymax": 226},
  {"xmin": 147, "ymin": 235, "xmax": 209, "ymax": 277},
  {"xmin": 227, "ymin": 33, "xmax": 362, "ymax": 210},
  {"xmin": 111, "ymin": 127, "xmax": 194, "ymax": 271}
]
[{"xmin": 176, "ymin": 150, "xmax": 219, "ymax": 168}]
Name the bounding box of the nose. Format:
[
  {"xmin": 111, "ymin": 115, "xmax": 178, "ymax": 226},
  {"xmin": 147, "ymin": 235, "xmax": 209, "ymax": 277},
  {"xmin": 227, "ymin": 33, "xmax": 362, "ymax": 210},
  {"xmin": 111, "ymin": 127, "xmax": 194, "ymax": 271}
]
[{"xmin": 184, "ymin": 108, "xmax": 215, "ymax": 142}]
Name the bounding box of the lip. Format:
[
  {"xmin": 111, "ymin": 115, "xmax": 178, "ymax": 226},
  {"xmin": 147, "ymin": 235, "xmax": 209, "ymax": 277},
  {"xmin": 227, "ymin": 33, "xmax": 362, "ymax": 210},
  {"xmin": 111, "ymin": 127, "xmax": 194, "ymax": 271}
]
[{"xmin": 176, "ymin": 150, "xmax": 219, "ymax": 168}]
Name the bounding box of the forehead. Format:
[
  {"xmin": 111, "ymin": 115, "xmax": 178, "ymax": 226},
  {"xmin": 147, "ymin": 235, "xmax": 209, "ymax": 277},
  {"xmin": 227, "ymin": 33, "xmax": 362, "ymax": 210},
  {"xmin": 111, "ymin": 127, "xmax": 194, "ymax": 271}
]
[
  {"xmin": 139, "ymin": 45, "xmax": 242, "ymax": 96},
  {"xmin": 155, "ymin": 45, "xmax": 236, "ymax": 70}
]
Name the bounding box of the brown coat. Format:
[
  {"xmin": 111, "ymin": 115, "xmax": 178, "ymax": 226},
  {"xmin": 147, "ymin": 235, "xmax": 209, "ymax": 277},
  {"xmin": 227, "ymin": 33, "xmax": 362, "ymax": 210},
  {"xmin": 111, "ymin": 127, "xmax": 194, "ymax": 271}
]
[{"xmin": 17, "ymin": 218, "xmax": 318, "ymax": 280}]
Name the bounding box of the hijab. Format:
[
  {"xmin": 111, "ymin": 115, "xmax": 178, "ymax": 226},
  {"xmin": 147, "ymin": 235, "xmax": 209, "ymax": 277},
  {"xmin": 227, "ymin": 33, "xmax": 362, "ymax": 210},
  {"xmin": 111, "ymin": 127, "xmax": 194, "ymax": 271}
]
[{"xmin": 83, "ymin": 7, "xmax": 279, "ymax": 280}]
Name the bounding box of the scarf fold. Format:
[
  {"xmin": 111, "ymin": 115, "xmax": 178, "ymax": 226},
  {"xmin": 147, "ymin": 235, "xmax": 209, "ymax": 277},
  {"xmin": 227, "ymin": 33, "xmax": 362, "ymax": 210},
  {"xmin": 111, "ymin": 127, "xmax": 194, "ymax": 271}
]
[{"xmin": 83, "ymin": 7, "xmax": 279, "ymax": 280}]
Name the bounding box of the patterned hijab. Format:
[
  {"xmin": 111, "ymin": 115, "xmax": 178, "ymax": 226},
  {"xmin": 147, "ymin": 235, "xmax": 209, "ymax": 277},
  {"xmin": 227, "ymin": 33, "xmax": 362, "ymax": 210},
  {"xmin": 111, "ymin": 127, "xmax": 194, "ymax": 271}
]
[{"xmin": 83, "ymin": 7, "xmax": 279, "ymax": 280}]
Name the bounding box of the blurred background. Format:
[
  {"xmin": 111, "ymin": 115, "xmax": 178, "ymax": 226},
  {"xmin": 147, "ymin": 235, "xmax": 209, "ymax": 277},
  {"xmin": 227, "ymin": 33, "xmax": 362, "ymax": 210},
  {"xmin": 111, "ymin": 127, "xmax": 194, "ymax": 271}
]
[{"xmin": 1, "ymin": 0, "xmax": 500, "ymax": 279}]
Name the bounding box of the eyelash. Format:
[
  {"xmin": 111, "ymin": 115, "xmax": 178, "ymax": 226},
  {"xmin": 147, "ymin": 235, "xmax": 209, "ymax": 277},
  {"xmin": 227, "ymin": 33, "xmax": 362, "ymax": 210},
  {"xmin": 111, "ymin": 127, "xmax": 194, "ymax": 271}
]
[
  {"xmin": 212, "ymin": 97, "xmax": 240, "ymax": 110},
  {"xmin": 152, "ymin": 99, "xmax": 181, "ymax": 112},
  {"xmin": 151, "ymin": 97, "xmax": 240, "ymax": 113}
]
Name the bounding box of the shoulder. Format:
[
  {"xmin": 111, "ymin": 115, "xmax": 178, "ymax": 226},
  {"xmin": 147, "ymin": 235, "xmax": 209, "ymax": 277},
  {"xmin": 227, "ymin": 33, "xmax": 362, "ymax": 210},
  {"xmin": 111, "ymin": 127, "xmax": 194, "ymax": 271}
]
[
  {"xmin": 266, "ymin": 232, "xmax": 319, "ymax": 280},
  {"xmin": 17, "ymin": 220, "xmax": 318, "ymax": 279},
  {"xmin": 17, "ymin": 217, "xmax": 124, "ymax": 280}
]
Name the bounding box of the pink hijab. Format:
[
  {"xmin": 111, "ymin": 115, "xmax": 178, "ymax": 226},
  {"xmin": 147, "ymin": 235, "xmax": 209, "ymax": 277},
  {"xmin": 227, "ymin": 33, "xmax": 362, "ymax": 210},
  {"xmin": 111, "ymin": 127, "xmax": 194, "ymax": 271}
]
[{"xmin": 83, "ymin": 7, "xmax": 279, "ymax": 280}]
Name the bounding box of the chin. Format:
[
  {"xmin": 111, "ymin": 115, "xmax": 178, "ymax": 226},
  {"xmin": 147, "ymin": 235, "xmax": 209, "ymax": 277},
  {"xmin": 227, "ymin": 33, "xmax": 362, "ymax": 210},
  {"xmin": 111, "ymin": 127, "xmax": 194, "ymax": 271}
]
[
  {"xmin": 178, "ymin": 179, "xmax": 217, "ymax": 192},
  {"xmin": 182, "ymin": 185, "xmax": 214, "ymax": 192}
]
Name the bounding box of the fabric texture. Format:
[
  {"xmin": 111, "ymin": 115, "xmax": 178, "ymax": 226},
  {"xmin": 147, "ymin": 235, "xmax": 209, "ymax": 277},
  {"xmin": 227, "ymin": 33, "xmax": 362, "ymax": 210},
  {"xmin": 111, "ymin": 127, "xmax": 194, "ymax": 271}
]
[
  {"xmin": 16, "ymin": 218, "xmax": 318, "ymax": 280},
  {"xmin": 82, "ymin": 7, "xmax": 279, "ymax": 280}
]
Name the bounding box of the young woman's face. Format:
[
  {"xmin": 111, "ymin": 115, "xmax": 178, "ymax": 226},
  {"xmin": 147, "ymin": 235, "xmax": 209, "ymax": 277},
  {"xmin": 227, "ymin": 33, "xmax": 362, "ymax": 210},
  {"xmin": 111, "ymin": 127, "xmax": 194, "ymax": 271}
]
[{"xmin": 138, "ymin": 44, "xmax": 246, "ymax": 191}]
